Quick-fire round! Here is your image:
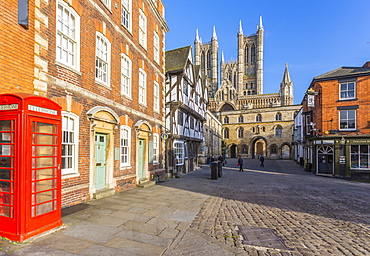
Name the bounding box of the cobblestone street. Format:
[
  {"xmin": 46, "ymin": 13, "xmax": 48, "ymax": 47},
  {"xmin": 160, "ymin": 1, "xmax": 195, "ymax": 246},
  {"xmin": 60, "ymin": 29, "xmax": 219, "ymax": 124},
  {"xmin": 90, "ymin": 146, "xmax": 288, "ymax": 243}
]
[
  {"xmin": 184, "ymin": 158, "xmax": 370, "ymax": 255},
  {"xmin": 1, "ymin": 158, "xmax": 369, "ymax": 255}
]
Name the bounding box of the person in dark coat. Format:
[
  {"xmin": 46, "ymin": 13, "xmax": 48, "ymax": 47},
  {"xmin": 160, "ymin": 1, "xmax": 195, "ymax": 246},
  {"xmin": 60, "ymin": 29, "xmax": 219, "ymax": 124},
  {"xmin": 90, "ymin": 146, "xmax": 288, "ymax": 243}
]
[
  {"xmin": 260, "ymin": 155, "xmax": 265, "ymax": 167},
  {"xmin": 218, "ymin": 155, "xmax": 224, "ymax": 165},
  {"xmin": 237, "ymin": 156, "xmax": 244, "ymax": 172}
]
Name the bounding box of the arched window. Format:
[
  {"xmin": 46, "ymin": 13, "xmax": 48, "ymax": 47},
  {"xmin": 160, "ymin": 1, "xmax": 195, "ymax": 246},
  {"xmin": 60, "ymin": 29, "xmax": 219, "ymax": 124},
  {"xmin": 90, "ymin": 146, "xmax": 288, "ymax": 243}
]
[
  {"xmin": 251, "ymin": 45, "xmax": 256, "ymax": 62},
  {"xmin": 223, "ymin": 128, "xmax": 229, "ymax": 139},
  {"xmin": 234, "ymin": 73, "xmax": 237, "ymax": 88},
  {"xmin": 238, "ymin": 127, "xmax": 244, "ymax": 138},
  {"xmin": 262, "ymin": 126, "xmax": 265, "ymax": 132},
  {"xmin": 243, "ymin": 91, "xmax": 246, "ymax": 96},
  {"xmin": 276, "ymin": 112, "xmax": 282, "ymax": 121},
  {"xmin": 245, "ymin": 46, "xmax": 249, "ymax": 64},
  {"xmin": 229, "ymin": 90, "xmax": 233, "ymax": 100},
  {"xmin": 207, "ymin": 51, "xmax": 211, "ymax": 69},
  {"xmin": 270, "ymin": 144, "xmax": 278, "ymax": 154},
  {"xmin": 275, "ymin": 125, "xmax": 283, "ymax": 138},
  {"xmin": 252, "ymin": 127, "xmax": 255, "ymax": 133},
  {"xmin": 238, "ymin": 115, "xmax": 244, "ymax": 123},
  {"xmin": 201, "ymin": 52, "xmax": 206, "ymax": 71},
  {"xmin": 248, "ymin": 91, "xmax": 251, "ymax": 95},
  {"xmin": 256, "ymin": 114, "xmax": 262, "ymax": 122},
  {"xmin": 242, "ymin": 145, "xmax": 248, "ymax": 154},
  {"xmin": 223, "ymin": 116, "xmax": 229, "ymax": 124}
]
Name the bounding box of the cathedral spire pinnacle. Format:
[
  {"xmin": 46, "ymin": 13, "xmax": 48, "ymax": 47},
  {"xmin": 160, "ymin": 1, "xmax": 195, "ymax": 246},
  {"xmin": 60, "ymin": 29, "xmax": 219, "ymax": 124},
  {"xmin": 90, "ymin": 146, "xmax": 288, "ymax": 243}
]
[
  {"xmin": 195, "ymin": 28, "xmax": 201, "ymax": 43},
  {"xmin": 238, "ymin": 20, "xmax": 243, "ymax": 35},
  {"xmin": 282, "ymin": 63, "xmax": 291, "ymax": 83},
  {"xmin": 258, "ymin": 15, "xmax": 264, "ymax": 31},
  {"xmin": 221, "ymin": 51, "xmax": 224, "ymax": 63},
  {"xmin": 212, "ymin": 26, "xmax": 217, "ymax": 41}
]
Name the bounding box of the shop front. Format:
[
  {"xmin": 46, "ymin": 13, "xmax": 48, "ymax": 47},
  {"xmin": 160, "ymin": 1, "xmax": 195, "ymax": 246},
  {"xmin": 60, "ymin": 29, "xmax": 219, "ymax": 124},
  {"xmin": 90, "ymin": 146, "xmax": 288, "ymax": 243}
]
[{"xmin": 311, "ymin": 136, "xmax": 370, "ymax": 179}]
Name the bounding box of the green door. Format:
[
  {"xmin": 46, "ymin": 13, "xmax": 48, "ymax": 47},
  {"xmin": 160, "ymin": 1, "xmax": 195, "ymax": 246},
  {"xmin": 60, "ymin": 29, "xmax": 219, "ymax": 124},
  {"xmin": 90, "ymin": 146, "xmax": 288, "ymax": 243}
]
[
  {"xmin": 95, "ymin": 133, "xmax": 107, "ymax": 190},
  {"xmin": 138, "ymin": 139, "xmax": 145, "ymax": 180}
]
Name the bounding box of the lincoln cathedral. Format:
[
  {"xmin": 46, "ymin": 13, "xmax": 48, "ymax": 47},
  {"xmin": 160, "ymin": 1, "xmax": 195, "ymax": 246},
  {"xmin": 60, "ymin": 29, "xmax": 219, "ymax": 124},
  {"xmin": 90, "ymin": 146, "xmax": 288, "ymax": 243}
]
[{"xmin": 195, "ymin": 16, "xmax": 301, "ymax": 159}]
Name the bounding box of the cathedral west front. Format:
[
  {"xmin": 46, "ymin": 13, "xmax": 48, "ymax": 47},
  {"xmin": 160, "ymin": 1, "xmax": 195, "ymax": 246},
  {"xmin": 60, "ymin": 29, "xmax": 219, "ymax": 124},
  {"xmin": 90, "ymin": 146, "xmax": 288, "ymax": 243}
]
[{"xmin": 195, "ymin": 16, "xmax": 301, "ymax": 159}]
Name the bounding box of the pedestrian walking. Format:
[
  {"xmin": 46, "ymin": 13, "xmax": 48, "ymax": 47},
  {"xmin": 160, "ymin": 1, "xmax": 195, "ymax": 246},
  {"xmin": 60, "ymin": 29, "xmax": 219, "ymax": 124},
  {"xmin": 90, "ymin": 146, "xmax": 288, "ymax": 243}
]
[
  {"xmin": 260, "ymin": 155, "xmax": 265, "ymax": 167},
  {"xmin": 237, "ymin": 155, "xmax": 244, "ymax": 172},
  {"xmin": 218, "ymin": 155, "xmax": 224, "ymax": 166}
]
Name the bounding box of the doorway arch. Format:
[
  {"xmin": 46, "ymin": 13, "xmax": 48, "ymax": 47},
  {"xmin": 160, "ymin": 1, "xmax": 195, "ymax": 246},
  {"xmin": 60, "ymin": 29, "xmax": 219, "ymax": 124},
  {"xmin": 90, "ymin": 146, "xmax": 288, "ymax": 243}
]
[
  {"xmin": 251, "ymin": 137, "xmax": 267, "ymax": 158},
  {"xmin": 229, "ymin": 144, "xmax": 237, "ymax": 158},
  {"xmin": 281, "ymin": 144, "xmax": 291, "ymax": 159}
]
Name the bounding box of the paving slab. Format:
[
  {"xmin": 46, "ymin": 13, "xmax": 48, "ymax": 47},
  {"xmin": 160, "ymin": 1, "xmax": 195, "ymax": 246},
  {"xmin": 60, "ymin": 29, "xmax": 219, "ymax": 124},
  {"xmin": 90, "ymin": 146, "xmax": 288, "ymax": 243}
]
[
  {"xmin": 105, "ymin": 236, "xmax": 165, "ymax": 256},
  {"xmin": 32, "ymin": 233, "xmax": 92, "ymax": 254},
  {"xmin": 59, "ymin": 221, "xmax": 122, "ymax": 243},
  {"xmin": 116, "ymin": 229, "xmax": 172, "ymax": 247},
  {"xmin": 77, "ymin": 244, "xmax": 141, "ymax": 256}
]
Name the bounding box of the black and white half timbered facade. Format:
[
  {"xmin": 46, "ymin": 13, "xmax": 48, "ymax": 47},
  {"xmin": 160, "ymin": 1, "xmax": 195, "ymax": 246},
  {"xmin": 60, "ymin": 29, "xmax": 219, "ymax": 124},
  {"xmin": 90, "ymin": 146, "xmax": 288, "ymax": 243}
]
[{"xmin": 165, "ymin": 46, "xmax": 207, "ymax": 176}]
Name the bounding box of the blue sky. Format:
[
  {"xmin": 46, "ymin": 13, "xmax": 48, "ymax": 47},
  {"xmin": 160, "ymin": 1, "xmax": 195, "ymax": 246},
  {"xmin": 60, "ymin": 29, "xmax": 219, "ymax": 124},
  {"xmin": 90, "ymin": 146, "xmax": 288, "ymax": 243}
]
[{"xmin": 162, "ymin": 0, "xmax": 370, "ymax": 104}]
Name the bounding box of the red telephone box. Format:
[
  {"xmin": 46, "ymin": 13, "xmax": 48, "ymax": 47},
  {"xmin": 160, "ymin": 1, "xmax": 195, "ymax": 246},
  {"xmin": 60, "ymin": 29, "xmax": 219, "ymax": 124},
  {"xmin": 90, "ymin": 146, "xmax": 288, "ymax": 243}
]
[{"xmin": 0, "ymin": 93, "xmax": 62, "ymax": 242}]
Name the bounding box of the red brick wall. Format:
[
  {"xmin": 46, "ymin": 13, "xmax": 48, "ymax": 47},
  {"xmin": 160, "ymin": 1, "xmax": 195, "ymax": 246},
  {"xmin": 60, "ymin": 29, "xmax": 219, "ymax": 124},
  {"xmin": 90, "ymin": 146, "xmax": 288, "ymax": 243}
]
[
  {"xmin": 39, "ymin": 0, "xmax": 167, "ymax": 207},
  {"xmin": 306, "ymin": 75, "xmax": 370, "ymax": 136},
  {"xmin": 0, "ymin": 0, "xmax": 35, "ymax": 94}
]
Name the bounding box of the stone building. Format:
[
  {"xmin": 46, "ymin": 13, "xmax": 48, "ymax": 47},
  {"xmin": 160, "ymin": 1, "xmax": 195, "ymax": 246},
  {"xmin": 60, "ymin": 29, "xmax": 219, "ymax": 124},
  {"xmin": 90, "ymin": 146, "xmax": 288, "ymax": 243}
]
[
  {"xmin": 200, "ymin": 110, "xmax": 222, "ymax": 163},
  {"xmin": 195, "ymin": 17, "xmax": 301, "ymax": 159},
  {"xmin": 0, "ymin": 0, "xmax": 169, "ymax": 208}
]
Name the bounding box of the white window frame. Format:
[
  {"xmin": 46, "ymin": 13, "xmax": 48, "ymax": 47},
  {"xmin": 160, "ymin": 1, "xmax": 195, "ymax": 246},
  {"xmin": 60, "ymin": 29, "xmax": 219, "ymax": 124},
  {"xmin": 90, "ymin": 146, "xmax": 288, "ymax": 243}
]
[
  {"xmin": 174, "ymin": 140, "xmax": 185, "ymax": 166},
  {"xmin": 139, "ymin": 9, "xmax": 147, "ymax": 49},
  {"xmin": 100, "ymin": 0, "xmax": 111, "ymax": 9},
  {"xmin": 350, "ymin": 145, "xmax": 370, "ymax": 170},
  {"xmin": 154, "ymin": 81, "xmax": 160, "ymax": 112},
  {"xmin": 56, "ymin": 1, "xmax": 80, "ymax": 71},
  {"xmin": 154, "ymin": 31, "xmax": 160, "ymax": 63},
  {"xmin": 339, "ymin": 82, "xmax": 356, "ymax": 100},
  {"xmin": 121, "ymin": 53, "xmax": 132, "ymax": 98},
  {"xmin": 153, "ymin": 133, "xmax": 159, "ymax": 164},
  {"xmin": 121, "ymin": 0, "xmax": 132, "ymax": 32},
  {"xmin": 139, "ymin": 68, "xmax": 147, "ymax": 106},
  {"xmin": 120, "ymin": 125, "xmax": 131, "ymax": 167},
  {"xmin": 61, "ymin": 112, "xmax": 79, "ymax": 176},
  {"xmin": 339, "ymin": 110, "xmax": 356, "ymax": 130},
  {"xmin": 95, "ymin": 32, "xmax": 111, "ymax": 86}
]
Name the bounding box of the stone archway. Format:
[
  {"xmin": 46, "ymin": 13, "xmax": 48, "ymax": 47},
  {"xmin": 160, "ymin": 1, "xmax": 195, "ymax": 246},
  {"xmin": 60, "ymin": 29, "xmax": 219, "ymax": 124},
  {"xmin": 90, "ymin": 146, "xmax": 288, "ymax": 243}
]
[
  {"xmin": 251, "ymin": 137, "xmax": 267, "ymax": 158},
  {"xmin": 86, "ymin": 106, "xmax": 120, "ymax": 199},
  {"xmin": 229, "ymin": 144, "xmax": 237, "ymax": 158},
  {"xmin": 281, "ymin": 144, "xmax": 291, "ymax": 159}
]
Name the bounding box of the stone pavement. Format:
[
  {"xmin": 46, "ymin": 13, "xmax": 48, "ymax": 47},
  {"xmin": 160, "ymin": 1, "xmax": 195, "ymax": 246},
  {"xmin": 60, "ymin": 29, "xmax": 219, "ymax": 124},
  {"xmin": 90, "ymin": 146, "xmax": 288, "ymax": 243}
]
[{"xmin": 1, "ymin": 158, "xmax": 370, "ymax": 255}]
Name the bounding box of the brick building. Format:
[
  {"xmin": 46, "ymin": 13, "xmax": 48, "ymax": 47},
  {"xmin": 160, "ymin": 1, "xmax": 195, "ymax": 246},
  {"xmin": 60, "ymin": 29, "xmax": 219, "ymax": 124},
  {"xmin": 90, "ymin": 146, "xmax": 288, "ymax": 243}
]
[
  {"xmin": 1, "ymin": 0, "xmax": 168, "ymax": 207},
  {"xmin": 302, "ymin": 61, "xmax": 370, "ymax": 179}
]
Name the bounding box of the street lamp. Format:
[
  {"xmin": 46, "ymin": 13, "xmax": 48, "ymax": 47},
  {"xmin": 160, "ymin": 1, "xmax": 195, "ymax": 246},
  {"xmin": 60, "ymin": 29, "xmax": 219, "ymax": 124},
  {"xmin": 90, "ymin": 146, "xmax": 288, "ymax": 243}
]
[{"xmin": 340, "ymin": 136, "xmax": 345, "ymax": 145}]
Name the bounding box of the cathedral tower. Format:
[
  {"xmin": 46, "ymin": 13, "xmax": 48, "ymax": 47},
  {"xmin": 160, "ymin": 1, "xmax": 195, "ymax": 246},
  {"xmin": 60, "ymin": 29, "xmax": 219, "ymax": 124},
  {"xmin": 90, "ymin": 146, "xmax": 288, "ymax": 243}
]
[{"xmin": 194, "ymin": 27, "xmax": 219, "ymax": 98}]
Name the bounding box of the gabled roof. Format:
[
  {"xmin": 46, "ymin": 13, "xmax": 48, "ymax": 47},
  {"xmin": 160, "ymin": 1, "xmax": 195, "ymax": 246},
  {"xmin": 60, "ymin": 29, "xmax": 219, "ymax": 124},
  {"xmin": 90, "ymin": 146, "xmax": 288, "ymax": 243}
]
[
  {"xmin": 165, "ymin": 46, "xmax": 192, "ymax": 73},
  {"xmin": 314, "ymin": 66, "xmax": 370, "ymax": 81}
]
